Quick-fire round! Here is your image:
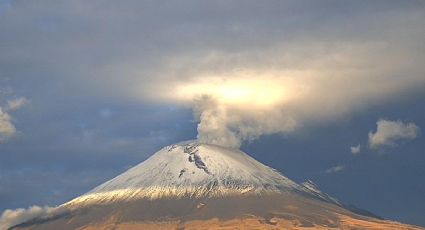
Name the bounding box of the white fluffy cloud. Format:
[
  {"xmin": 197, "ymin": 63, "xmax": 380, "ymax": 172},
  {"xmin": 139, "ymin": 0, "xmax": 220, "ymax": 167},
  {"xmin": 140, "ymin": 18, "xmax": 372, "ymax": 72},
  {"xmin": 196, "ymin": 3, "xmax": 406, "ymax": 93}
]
[
  {"xmin": 0, "ymin": 107, "xmax": 16, "ymax": 142},
  {"xmin": 368, "ymin": 119, "xmax": 420, "ymax": 149},
  {"xmin": 0, "ymin": 97, "xmax": 28, "ymax": 143},
  {"xmin": 0, "ymin": 206, "xmax": 60, "ymax": 229},
  {"xmin": 350, "ymin": 144, "xmax": 361, "ymax": 154}
]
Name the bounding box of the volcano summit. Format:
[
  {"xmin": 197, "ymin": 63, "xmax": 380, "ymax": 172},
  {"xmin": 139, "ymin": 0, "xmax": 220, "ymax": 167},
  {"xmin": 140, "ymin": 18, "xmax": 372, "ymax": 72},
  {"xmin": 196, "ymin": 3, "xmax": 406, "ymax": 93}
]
[{"xmin": 10, "ymin": 141, "xmax": 424, "ymax": 229}]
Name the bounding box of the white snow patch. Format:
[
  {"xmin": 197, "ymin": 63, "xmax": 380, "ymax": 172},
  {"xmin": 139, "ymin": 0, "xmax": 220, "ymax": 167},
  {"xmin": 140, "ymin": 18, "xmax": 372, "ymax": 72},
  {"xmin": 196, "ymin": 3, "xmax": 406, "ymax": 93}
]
[{"xmin": 301, "ymin": 180, "xmax": 341, "ymax": 205}]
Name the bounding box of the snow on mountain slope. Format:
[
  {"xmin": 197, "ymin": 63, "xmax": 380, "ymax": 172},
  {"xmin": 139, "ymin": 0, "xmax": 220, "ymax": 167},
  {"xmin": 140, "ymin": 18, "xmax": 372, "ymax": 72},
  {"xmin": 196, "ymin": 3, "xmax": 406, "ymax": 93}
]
[
  {"xmin": 13, "ymin": 141, "xmax": 414, "ymax": 230},
  {"xmin": 301, "ymin": 180, "xmax": 341, "ymax": 205},
  {"xmin": 65, "ymin": 141, "xmax": 303, "ymax": 206}
]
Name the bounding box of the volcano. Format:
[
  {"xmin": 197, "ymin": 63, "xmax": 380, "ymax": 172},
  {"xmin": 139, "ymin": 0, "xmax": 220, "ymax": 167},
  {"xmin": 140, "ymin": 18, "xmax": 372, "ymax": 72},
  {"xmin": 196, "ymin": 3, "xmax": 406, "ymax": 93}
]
[{"xmin": 11, "ymin": 141, "xmax": 424, "ymax": 229}]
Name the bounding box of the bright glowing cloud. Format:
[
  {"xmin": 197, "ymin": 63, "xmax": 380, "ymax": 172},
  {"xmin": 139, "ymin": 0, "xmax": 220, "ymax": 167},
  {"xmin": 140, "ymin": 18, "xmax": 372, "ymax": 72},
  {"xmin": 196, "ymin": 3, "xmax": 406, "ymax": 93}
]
[
  {"xmin": 368, "ymin": 119, "xmax": 420, "ymax": 149},
  {"xmin": 168, "ymin": 71, "xmax": 311, "ymax": 148},
  {"xmin": 174, "ymin": 72, "xmax": 308, "ymax": 107},
  {"xmin": 134, "ymin": 36, "xmax": 425, "ymax": 148}
]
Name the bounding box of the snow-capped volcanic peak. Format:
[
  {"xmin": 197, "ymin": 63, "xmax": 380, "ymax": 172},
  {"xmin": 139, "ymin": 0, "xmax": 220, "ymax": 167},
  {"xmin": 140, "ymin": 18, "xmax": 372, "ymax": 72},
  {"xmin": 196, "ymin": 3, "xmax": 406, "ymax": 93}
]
[
  {"xmin": 14, "ymin": 142, "xmax": 420, "ymax": 230},
  {"xmin": 66, "ymin": 141, "xmax": 301, "ymax": 206}
]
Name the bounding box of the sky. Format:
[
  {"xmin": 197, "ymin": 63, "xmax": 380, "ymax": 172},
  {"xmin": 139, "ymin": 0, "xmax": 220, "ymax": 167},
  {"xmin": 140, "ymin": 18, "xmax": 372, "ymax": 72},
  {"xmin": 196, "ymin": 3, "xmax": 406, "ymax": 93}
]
[{"xmin": 0, "ymin": 0, "xmax": 425, "ymax": 227}]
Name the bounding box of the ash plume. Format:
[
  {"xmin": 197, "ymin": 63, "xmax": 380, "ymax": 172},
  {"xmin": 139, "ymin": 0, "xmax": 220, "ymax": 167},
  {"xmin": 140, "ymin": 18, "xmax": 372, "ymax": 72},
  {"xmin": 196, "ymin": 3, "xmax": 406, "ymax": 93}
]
[{"xmin": 193, "ymin": 95, "xmax": 297, "ymax": 148}]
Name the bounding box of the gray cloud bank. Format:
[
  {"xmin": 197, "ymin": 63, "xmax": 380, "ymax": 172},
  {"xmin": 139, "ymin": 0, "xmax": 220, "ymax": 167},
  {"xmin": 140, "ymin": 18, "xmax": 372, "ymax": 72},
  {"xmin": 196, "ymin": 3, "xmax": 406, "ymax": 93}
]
[
  {"xmin": 369, "ymin": 119, "xmax": 420, "ymax": 149},
  {"xmin": 1, "ymin": 1, "xmax": 425, "ymax": 148}
]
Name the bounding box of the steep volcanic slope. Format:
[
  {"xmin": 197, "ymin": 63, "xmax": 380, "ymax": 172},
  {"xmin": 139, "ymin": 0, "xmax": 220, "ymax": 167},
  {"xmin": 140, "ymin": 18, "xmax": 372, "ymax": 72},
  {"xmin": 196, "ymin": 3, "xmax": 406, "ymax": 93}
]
[
  {"xmin": 11, "ymin": 141, "xmax": 425, "ymax": 230},
  {"xmin": 65, "ymin": 141, "xmax": 302, "ymax": 206}
]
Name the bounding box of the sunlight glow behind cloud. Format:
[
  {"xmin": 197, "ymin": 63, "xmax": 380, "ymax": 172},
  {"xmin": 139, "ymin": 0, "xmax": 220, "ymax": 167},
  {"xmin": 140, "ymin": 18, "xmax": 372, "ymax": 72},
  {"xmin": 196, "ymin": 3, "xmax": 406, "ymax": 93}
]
[
  {"xmin": 174, "ymin": 73, "xmax": 307, "ymax": 107},
  {"xmin": 2, "ymin": 0, "xmax": 425, "ymax": 148},
  {"xmin": 170, "ymin": 71, "xmax": 311, "ymax": 148}
]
